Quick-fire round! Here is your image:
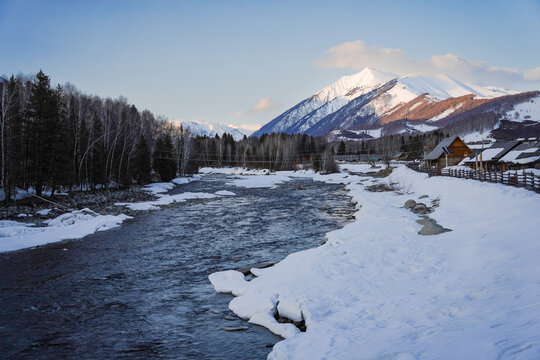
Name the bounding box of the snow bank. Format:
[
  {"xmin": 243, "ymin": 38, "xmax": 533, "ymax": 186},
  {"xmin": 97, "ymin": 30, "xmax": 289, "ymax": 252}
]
[
  {"xmin": 142, "ymin": 175, "xmax": 200, "ymax": 195},
  {"xmin": 340, "ymin": 163, "xmax": 387, "ymax": 174},
  {"xmin": 210, "ymin": 165, "xmax": 540, "ymax": 359},
  {"xmin": 172, "ymin": 175, "xmax": 201, "ymax": 185},
  {"xmin": 199, "ymin": 167, "xmax": 271, "ymax": 176},
  {"xmin": 215, "ymin": 190, "xmax": 236, "ymax": 196},
  {"xmin": 504, "ymin": 168, "xmax": 540, "ymax": 176},
  {"xmin": 199, "ymin": 167, "xmax": 315, "ymax": 189},
  {"xmin": 0, "ymin": 209, "xmax": 131, "ymax": 253},
  {"xmin": 115, "ymin": 176, "xmax": 205, "ymax": 211},
  {"xmin": 225, "ymin": 170, "xmax": 314, "ymax": 189},
  {"xmin": 443, "ymin": 165, "xmax": 473, "ymax": 171},
  {"xmin": 116, "ymin": 192, "xmax": 217, "ymax": 211},
  {"xmin": 36, "ymin": 208, "xmax": 52, "ymax": 216}
]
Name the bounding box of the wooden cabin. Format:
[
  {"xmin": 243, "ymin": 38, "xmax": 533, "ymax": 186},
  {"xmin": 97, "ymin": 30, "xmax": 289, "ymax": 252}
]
[
  {"xmin": 498, "ymin": 141, "xmax": 540, "ymax": 170},
  {"xmin": 464, "ymin": 141, "xmax": 520, "ymax": 171},
  {"xmin": 424, "ymin": 136, "xmax": 472, "ymax": 168}
]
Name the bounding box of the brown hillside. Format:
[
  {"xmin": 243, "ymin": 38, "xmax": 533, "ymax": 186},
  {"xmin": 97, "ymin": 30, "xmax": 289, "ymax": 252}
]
[{"xmin": 379, "ymin": 94, "xmax": 490, "ymax": 124}]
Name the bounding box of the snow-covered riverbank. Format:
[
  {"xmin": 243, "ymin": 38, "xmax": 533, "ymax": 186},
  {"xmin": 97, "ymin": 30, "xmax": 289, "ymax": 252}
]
[
  {"xmin": 0, "ymin": 209, "xmax": 131, "ymax": 253},
  {"xmin": 210, "ymin": 164, "xmax": 540, "ymax": 359},
  {"xmin": 0, "ymin": 169, "xmax": 304, "ymax": 253},
  {"xmin": 0, "ymin": 176, "xmax": 201, "ymax": 252}
]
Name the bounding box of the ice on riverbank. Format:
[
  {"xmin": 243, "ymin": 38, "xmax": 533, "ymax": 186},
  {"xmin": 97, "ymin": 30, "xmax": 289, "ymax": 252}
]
[
  {"xmin": 210, "ymin": 164, "xmax": 540, "ymax": 359},
  {"xmin": 114, "ymin": 175, "xmax": 210, "ymax": 211},
  {"xmin": 115, "ymin": 192, "xmax": 217, "ymax": 211},
  {"xmin": 0, "ymin": 208, "xmax": 131, "ymax": 253},
  {"xmin": 199, "ymin": 167, "xmax": 272, "ymax": 176},
  {"xmin": 199, "ymin": 167, "xmax": 315, "ymax": 188},
  {"xmin": 215, "ymin": 190, "xmax": 236, "ymax": 196}
]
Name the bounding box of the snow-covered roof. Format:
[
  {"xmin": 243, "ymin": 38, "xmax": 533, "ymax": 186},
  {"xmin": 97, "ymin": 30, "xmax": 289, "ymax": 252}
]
[
  {"xmin": 498, "ymin": 141, "xmax": 540, "ymax": 164},
  {"xmin": 425, "ymin": 136, "xmax": 460, "ymax": 160},
  {"xmin": 463, "ymin": 141, "xmax": 520, "ymax": 163}
]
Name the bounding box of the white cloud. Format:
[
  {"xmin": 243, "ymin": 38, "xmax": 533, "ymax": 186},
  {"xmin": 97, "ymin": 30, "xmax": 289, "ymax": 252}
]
[
  {"xmin": 524, "ymin": 66, "xmax": 540, "ymax": 81},
  {"xmin": 314, "ymin": 40, "xmax": 538, "ymax": 87},
  {"xmin": 251, "ymin": 97, "xmax": 279, "ymax": 112},
  {"xmin": 227, "ymin": 123, "xmax": 262, "ymax": 131},
  {"xmin": 233, "ymin": 96, "xmax": 280, "ymax": 118},
  {"xmin": 233, "ymin": 110, "xmax": 245, "ymax": 118}
]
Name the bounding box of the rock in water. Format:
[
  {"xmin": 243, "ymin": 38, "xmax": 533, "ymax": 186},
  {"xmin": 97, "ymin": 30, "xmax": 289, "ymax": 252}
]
[
  {"xmin": 222, "ymin": 326, "xmax": 248, "ymax": 331},
  {"xmin": 404, "ymin": 199, "xmax": 416, "ymax": 208}
]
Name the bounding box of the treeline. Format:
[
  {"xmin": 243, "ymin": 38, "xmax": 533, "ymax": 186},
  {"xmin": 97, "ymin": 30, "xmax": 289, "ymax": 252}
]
[
  {"xmin": 332, "ymin": 130, "xmax": 450, "ymax": 160},
  {"xmin": 188, "ymin": 132, "xmax": 336, "ymax": 172},
  {"xmin": 0, "ymin": 71, "xmax": 191, "ymax": 200},
  {"xmin": 0, "ymin": 71, "xmax": 337, "ymax": 201}
]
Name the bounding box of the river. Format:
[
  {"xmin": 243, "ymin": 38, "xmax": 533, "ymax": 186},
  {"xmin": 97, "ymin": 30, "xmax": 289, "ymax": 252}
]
[{"xmin": 0, "ymin": 174, "xmax": 352, "ymax": 359}]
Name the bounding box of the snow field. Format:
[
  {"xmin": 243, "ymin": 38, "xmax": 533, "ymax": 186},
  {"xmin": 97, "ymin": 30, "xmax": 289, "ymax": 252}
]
[{"xmin": 210, "ymin": 165, "xmax": 540, "ymax": 359}]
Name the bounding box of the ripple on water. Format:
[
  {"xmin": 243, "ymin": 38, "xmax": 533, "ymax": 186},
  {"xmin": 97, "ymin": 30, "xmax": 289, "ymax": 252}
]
[{"xmin": 0, "ymin": 174, "xmax": 354, "ymax": 360}]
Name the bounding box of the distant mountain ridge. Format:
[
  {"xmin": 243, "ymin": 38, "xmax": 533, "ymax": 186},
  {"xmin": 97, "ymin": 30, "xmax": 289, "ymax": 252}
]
[
  {"xmin": 169, "ymin": 119, "xmax": 253, "ymax": 141},
  {"xmin": 252, "ymin": 68, "xmax": 538, "ymax": 139}
]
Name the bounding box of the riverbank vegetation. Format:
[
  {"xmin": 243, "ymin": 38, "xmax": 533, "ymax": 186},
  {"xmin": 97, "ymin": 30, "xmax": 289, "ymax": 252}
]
[{"xmin": 0, "ymin": 72, "xmax": 339, "ymax": 202}]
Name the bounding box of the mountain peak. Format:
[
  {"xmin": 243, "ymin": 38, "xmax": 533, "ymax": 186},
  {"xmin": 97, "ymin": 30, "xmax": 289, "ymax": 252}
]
[
  {"xmin": 314, "ymin": 67, "xmax": 397, "ymax": 102},
  {"xmin": 252, "ymin": 68, "xmax": 527, "ymax": 138}
]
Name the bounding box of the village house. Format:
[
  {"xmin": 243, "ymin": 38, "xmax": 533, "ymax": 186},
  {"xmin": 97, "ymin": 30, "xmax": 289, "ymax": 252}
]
[
  {"xmin": 462, "ymin": 140, "xmax": 520, "ymax": 172},
  {"xmin": 498, "ymin": 141, "xmax": 540, "ymax": 170},
  {"xmin": 424, "ymin": 136, "xmax": 472, "ymax": 168}
]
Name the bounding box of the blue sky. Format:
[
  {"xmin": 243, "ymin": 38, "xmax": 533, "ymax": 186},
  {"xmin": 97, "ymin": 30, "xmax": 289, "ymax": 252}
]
[{"xmin": 1, "ymin": 0, "xmax": 539, "ymax": 129}]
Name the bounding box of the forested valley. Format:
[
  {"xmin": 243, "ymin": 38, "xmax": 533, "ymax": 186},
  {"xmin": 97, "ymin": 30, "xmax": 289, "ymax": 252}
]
[
  {"xmin": 2, "ymin": 71, "xmax": 484, "ymax": 202},
  {"xmin": 0, "ymin": 71, "xmax": 340, "ymax": 201}
]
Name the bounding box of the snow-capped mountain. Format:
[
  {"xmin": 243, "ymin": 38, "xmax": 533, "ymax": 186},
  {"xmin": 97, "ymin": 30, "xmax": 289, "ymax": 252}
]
[
  {"xmin": 169, "ymin": 119, "xmax": 253, "ymax": 141},
  {"xmin": 252, "ymin": 67, "xmax": 534, "ymax": 138}
]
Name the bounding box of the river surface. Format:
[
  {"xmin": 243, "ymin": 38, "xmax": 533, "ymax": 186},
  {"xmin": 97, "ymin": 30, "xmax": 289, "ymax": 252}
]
[{"xmin": 0, "ymin": 174, "xmax": 352, "ymax": 359}]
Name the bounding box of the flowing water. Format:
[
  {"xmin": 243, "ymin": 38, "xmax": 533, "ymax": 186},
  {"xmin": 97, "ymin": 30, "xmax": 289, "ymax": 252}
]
[{"xmin": 0, "ymin": 174, "xmax": 353, "ymax": 359}]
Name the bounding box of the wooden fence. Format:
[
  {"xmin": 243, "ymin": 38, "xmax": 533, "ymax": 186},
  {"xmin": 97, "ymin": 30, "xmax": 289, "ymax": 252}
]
[{"xmin": 408, "ymin": 164, "xmax": 540, "ymax": 193}]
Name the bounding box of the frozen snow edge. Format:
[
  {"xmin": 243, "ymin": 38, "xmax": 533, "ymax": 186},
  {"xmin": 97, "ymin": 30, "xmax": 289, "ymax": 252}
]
[
  {"xmin": 114, "ymin": 175, "xmax": 212, "ymax": 211},
  {"xmin": 0, "ymin": 208, "xmax": 131, "ymax": 253},
  {"xmin": 200, "ymin": 167, "xmax": 315, "ymax": 189},
  {"xmin": 209, "ymin": 164, "xmax": 540, "ymax": 359},
  {"xmin": 0, "ymin": 176, "xmax": 200, "ymax": 252}
]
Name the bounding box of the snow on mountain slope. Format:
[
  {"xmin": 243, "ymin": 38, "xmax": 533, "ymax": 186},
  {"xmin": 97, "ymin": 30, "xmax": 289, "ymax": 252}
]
[
  {"xmin": 397, "ymin": 73, "xmax": 516, "ymax": 101},
  {"xmin": 253, "ymin": 68, "xmax": 523, "ymax": 138},
  {"xmin": 504, "ymin": 94, "xmax": 540, "ymax": 122},
  {"xmin": 306, "ymin": 79, "xmax": 399, "ymax": 136},
  {"xmin": 252, "ymin": 68, "xmax": 397, "ymax": 136},
  {"xmin": 313, "ymin": 68, "xmax": 398, "ymax": 102},
  {"xmin": 169, "ymin": 119, "xmax": 253, "ymax": 140}
]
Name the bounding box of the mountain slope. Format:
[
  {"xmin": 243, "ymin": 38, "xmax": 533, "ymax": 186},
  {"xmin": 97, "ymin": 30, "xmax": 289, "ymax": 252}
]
[
  {"xmin": 252, "ymin": 68, "xmax": 397, "ymax": 136},
  {"xmin": 253, "ymin": 68, "xmax": 527, "ymax": 138}
]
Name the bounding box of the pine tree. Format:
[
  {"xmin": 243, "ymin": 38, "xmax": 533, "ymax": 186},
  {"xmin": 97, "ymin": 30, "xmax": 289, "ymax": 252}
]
[
  {"xmin": 153, "ymin": 133, "xmax": 176, "ymax": 181},
  {"xmin": 50, "ymin": 85, "xmax": 73, "ymax": 194},
  {"xmin": 131, "ymin": 135, "xmax": 151, "ymax": 184},
  {"xmin": 25, "ymin": 70, "xmax": 57, "ymax": 196},
  {"xmin": 337, "ymin": 140, "xmax": 346, "ymax": 155}
]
